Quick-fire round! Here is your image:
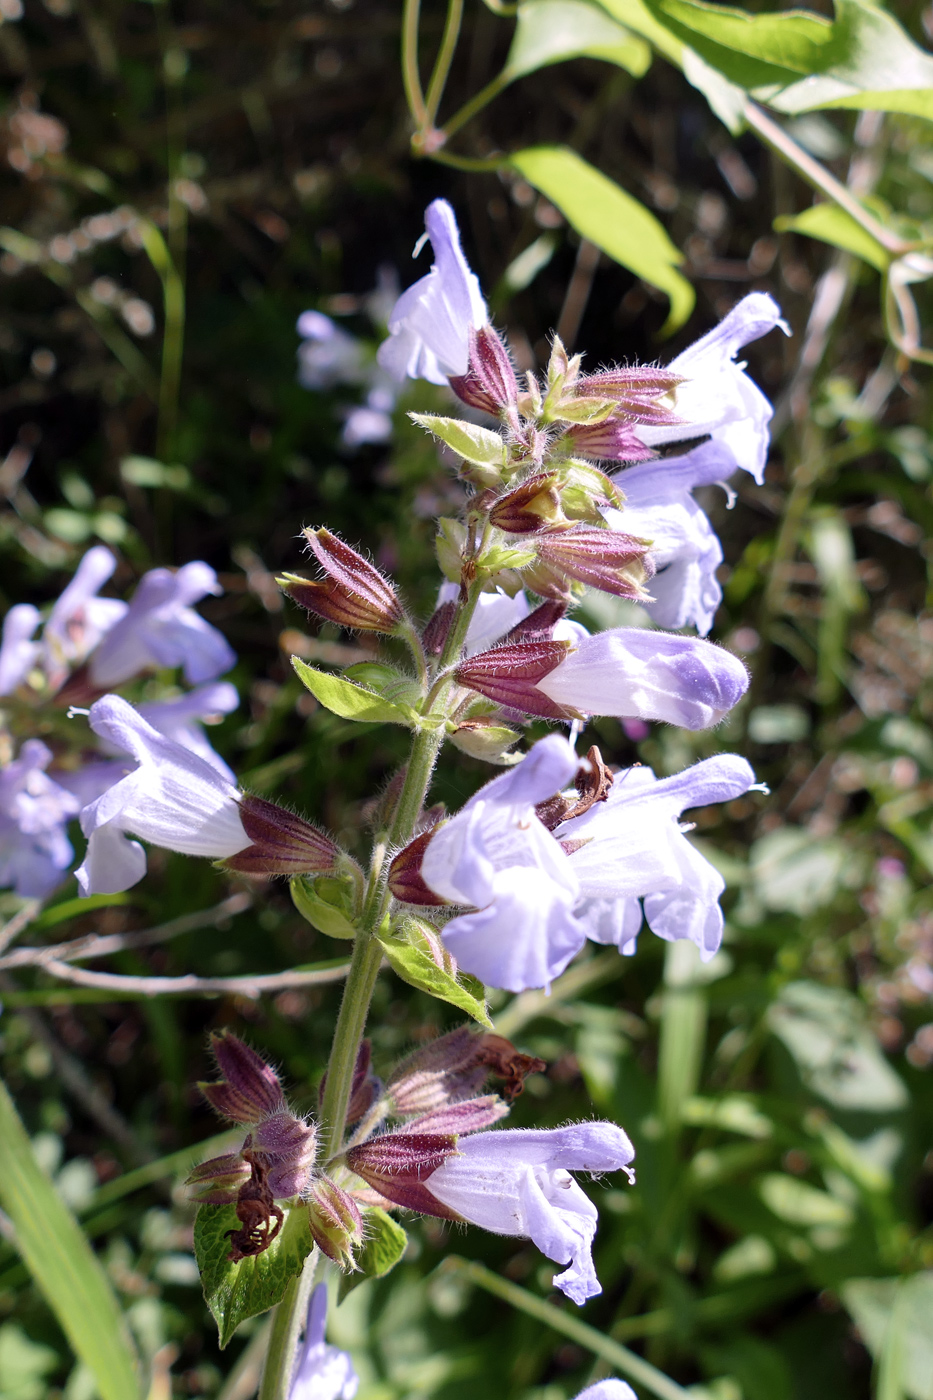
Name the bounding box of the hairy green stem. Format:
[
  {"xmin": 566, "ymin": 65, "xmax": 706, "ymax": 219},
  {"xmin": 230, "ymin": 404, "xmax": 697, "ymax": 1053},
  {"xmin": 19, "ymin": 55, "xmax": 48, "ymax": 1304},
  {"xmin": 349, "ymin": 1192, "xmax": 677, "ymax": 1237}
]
[{"xmin": 257, "ymin": 1252, "xmax": 320, "ymax": 1400}]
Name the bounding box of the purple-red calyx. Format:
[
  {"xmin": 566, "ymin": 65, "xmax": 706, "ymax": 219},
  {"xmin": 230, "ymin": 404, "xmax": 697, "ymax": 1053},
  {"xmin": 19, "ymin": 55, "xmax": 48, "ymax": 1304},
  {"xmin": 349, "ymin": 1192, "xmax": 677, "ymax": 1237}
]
[
  {"xmin": 280, "ymin": 528, "xmax": 403, "ymax": 633},
  {"xmin": 566, "ymin": 415, "xmax": 658, "ymax": 464},
  {"xmin": 225, "ymin": 793, "xmax": 341, "ymax": 876},
  {"xmin": 455, "ymin": 638, "xmax": 579, "ymax": 721},
  {"xmin": 535, "ymin": 527, "xmax": 655, "ymax": 600},
  {"xmin": 488, "ymin": 473, "xmax": 567, "ymax": 535},
  {"xmin": 387, "ymin": 1026, "xmax": 545, "ymax": 1116},
  {"xmin": 449, "ymin": 325, "xmax": 519, "ymax": 417}
]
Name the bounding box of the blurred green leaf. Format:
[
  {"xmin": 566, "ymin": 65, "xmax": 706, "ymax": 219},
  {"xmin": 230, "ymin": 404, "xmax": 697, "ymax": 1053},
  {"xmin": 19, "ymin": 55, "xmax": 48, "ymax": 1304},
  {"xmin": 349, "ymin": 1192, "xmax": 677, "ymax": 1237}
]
[
  {"xmin": 759, "ymin": 1173, "xmax": 853, "ymax": 1227},
  {"xmin": 774, "ymin": 204, "xmax": 890, "ymax": 272},
  {"xmin": 510, "ymin": 145, "xmax": 694, "ymax": 332},
  {"xmin": 768, "ymin": 982, "xmax": 908, "ymax": 1112},
  {"xmin": 843, "ymin": 1274, "xmax": 933, "ymax": 1400},
  {"xmin": 0, "ymin": 1079, "xmax": 140, "ymax": 1400},
  {"xmin": 0, "ymin": 1324, "xmax": 58, "ymax": 1400},
  {"xmin": 194, "ymin": 1203, "xmax": 313, "ymax": 1349},
  {"xmin": 750, "ymin": 827, "xmax": 848, "ymax": 915},
  {"xmin": 507, "ymin": 0, "xmax": 652, "ymax": 78}
]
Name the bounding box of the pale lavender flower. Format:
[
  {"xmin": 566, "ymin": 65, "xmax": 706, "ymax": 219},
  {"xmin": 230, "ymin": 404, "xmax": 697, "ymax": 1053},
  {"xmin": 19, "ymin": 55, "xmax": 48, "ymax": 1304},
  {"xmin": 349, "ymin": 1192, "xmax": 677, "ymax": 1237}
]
[
  {"xmin": 423, "ymin": 1122, "xmax": 635, "ymax": 1305},
  {"xmin": 0, "ymin": 603, "xmax": 41, "ymax": 694},
  {"xmin": 377, "ymin": 200, "xmax": 487, "ymax": 385},
  {"xmin": 421, "ymin": 734, "xmax": 585, "ymax": 992},
  {"xmin": 536, "ymin": 629, "xmax": 748, "ymax": 729},
  {"xmin": 0, "ymin": 740, "xmax": 79, "ymax": 897},
  {"xmin": 289, "ymin": 1284, "xmax": 358, "ymax": 1400},
  {"xmin": 421, "ymin": 740, "xmax": 757, "ymax": 987},
  {"xmin": 136, "ymin": 681, "xmax": 239, "ymax": 781},
  {"xmin": 608, "ymin": 441, "xmax": 733, "ymax": 635},
  {"xmin": 88, "ymin": 562, "xmax": 235, "ymax": 689},
  {"xmin": 43, "ymin": 546, "xmax": 127, "ymax": 689},
  {"xmin": 75, "ymin": 694, "xmax": 249, "ymax": 896},
  {"xmin": 297, "ymin": 311, "xmax": 369, "ymax": 390},
  {"xmin": 574, "ymin": 1385, "xmax": 638, "ymax": 1400},
  {"xmin": 561, "ymin": 755, "xmax": 758, "ymax": 961},
  {"xmin": 637, "ymin": 293, "xmax": 788, "ymax": 482}
]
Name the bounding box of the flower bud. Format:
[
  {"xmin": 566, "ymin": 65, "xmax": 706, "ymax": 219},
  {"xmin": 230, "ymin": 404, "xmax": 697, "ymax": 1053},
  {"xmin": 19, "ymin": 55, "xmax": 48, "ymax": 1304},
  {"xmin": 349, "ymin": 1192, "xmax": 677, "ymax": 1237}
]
[
  {"xmin": 280, "ymin": 528, "xmax": 403, "ymax": 633},
  {"xmin": 504, "ymin": 598, "xmax": 568, "ymax": 641},
  {"xmin": 488, "ymin": 474, "xmax": 567, "ymax": 535},
  {"xmin": 535, "ymin": 528, "xmax": 655, "ymax": 600},
  {"xmin": 449, "ymin": 325, "xmax": 519, "ymax": 415},
  {"xmin": 199, "ymin": 1030, "xmax": 287, "ymax": 1124},
  {"xmin": 402, "ymin": 1095, "xmax": 509, "ymax": 1134},
  {"xmin": 185, "ymin": 1152, "xmax": 251, "ymax": 1205},
  {"xmin": 249, "ymin": 1112, "xmax": 317, "ymax": 1198},
  {"xmin": 455, "ymin": 639, "xmax": 579, "ymax": 720},
  {"xmin": 306, "ymin": 1177, "xmax": 364, "ymax": 1269},
  {"xmin": 576, "ymin": 365, "xmax": 683, "ymax": 422},
  {"xmin": 567, "ymin": 414, "xmax": 657, "ymax": 463},
  {"xmin": 388, "ymin": 829, "xmax": 445, "ymax": 906},
  {"xmin": 422, "ymin": 600, "xmax": 456, "ymax": 655},
  {"xmin": 224, "ymin": 794, "xmax": 341, "ymax": 876},
  {"xmin": 448, "ymin": 716, "xmax": 522, "ymax": 763}
]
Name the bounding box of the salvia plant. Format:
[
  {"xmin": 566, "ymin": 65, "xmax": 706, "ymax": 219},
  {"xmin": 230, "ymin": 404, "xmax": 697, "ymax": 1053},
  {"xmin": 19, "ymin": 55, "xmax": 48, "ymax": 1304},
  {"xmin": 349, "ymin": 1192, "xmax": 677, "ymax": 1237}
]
[{"xmin": 0, "ymin": 196, "xmax": 796, "ymax": 1400}]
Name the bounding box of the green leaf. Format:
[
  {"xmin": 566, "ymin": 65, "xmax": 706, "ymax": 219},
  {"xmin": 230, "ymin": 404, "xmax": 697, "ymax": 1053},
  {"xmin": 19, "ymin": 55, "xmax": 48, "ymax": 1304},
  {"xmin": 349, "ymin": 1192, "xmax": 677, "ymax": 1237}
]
[
  {"xmin": 652, "ymin": 0, "xmax": 831, "ymax": 78},
  {"xmin": 290, "ymin": 876, "xmax": 358, "ymax": 938},
  {"xmin": 774, "ymin": 203, "xmax": 890, "ymax": 273},
  {"xmin": 410, "ymin": 414, "xmax": 507, "ymax": 468},
  {"xmin": 843, "ymin": 1275, "xmax": 933, "ymax": 1400},
  {"xmin": 510, "ymin": 146, "xmax": 694, "ymax": 333},
  {"xmin": 291, "ymin": 659, "xmax": 413, "ymax": 726},
  {"xmin": 759, "ymin": 1173, "xmax": 853, "ymax": 1228},
  {"xmin": 338, "ymin": 1208, "xmax": 408, "ymax": 1301},
  {"xmin": 378, "ymin": 922, "xmax": 492, "ymax": 1026},
  {"xmin": 477, "ymin": 543, "xmax": 538, "ymax": 573},
  {"xmin": 342, "ymin": 662, "xmax": 423, "ymax": 710},
  {"xmin": 768, "ymin": 981, "xmax": 908, "ymax": 1113},
  {"xmin": 596, "ymin": 0, "xmax": 684, "ymax": 64},
  {"xmin": 0, "ymin": 1078, "xmax": 141, "ymax": 1400},
  {"xmin": 507, "ymin": 0, "xmax": 651, "ymax": 79},
  {"xmin": 194, "ymin": 1202, "xmax": 313, "ymax": 1349}
]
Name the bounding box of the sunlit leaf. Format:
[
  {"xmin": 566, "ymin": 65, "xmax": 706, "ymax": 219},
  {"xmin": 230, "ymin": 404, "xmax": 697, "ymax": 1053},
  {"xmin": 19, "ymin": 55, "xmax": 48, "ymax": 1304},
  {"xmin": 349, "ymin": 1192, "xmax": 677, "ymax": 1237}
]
[
  {"xmin": 774, "ymin": 203, "xmax": 890, "ymax": 272},
  {"xmin": 507, "ymin": 0, "xmax": 651, "ymax": 79},
  {"xmin": 291, "ymin": 659, "xmax": 413, "ymax": 726},
  {"xmin": 0, "ymin": 1079, "xmax": 140, "ymax": 1400},
  {"xmin": 378, "ymin": 923, "xmax": 492, "ymax": 1026},
  {"xmin": 510, "ymin": 146, "xmax": 694, "ymax": 332}
]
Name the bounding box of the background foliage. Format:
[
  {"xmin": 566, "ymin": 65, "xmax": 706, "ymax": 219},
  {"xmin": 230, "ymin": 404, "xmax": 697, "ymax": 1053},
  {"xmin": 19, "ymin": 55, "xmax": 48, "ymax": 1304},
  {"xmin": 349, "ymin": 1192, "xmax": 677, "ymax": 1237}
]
[{"xmin": 1, "ymin": 0, "xmax": 933, "ymax": 1396}]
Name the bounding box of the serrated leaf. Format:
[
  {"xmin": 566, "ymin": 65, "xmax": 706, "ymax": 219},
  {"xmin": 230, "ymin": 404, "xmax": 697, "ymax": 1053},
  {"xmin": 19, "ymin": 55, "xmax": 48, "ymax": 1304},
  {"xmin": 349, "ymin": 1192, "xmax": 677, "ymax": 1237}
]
[
  {"xmin": 410, "ymin": 414, "xmax": 507, "ymax": 468},
  {"xmin": 194, "ymin": 1202, "xmax": 313, "ymax": 1349},
  {"xmin": 0, "ymin": 1080, "xmax": 140, "ymax": 1400},
  {"xmin": 338, "ymin": 1209, "xmax": 408, "ymax": 1301},
  {"xmin": 506, "ymin": 0, "xmax": 651, "ymax": 79},
  {"xmin": 510, "ymin": 146, "xmax": 694, "ymax": 333},
  {"xmin": 774, "ymin": 203, "xmax": 889, "ymax": 272},
  {"xmin": 378, "ymin": 932, "xmax": 492, "ymax": 1026},
  {"xmin": 292, "ymin": 658, "xmax": 412, "ymax": 726},
  {"xmin": 290, "ymin": 876, "xmax": 358, "ymax": 938}
]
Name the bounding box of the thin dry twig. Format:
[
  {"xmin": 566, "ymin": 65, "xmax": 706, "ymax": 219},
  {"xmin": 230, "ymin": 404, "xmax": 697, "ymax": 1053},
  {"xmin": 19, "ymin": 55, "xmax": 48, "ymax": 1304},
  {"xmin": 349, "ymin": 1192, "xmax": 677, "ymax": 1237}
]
[
  {"xmin": 36, "ymin": 959, "xmax": 352, "ymax": 999},
  {"xmin": 0, "ymin": 891, "xmax": 253, "ymax": 972},
  {"xmin": 0, "ymin": 899, "xmax": 43, "ymax": 956}
]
